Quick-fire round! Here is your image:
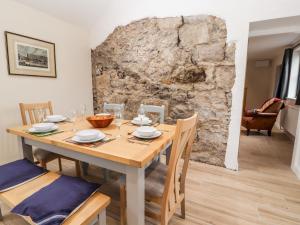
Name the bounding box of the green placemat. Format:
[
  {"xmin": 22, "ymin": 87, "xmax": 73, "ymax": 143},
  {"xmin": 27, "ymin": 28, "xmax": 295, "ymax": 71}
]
[{"xmin": 26, "ymin": 130, "xmax": 64, "ymax": 137}]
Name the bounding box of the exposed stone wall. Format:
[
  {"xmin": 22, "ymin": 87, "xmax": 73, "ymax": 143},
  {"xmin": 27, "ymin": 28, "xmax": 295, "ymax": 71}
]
[{"xmin": 91, "ymin": 15, "xmax": 235, "ymax": 166}]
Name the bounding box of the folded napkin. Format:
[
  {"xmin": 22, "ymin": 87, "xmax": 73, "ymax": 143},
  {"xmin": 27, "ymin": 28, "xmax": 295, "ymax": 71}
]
[
  {"xmin": 12, "ymin": 175, "xmax": 100, "ymax": 225},
  {"xmin": 0, "ymin": 159, "xmax": 47, "ymax": 192}
]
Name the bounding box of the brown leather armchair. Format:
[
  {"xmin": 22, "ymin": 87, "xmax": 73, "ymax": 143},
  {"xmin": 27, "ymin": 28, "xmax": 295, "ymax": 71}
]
[{"xmin": 242, "ymin": 98, "xmax": 284, "ymax": 136}]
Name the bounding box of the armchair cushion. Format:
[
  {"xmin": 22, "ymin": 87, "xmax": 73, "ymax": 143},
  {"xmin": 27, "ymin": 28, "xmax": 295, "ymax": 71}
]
[{"xmin": 260, "ymin": 98, "xmax": 282, "ymax": 112}]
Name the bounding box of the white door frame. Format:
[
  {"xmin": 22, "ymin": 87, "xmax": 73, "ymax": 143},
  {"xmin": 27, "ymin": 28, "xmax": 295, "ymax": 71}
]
[
  {"xmin": 224, "ymin": 17, "xmax": 300, "ymax": 178},
  {"xmin": 291, "ymin": 111, "xmax": 300, "ymax": 178}
]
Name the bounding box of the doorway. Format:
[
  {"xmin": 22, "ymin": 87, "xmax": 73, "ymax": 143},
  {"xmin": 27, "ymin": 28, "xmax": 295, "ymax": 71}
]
[{"xmin": 239, "ymin": 16, "xmax": 300, "ymax": 176}]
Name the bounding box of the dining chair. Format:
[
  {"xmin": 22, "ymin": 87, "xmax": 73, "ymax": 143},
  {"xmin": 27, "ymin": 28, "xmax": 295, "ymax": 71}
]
[
  {"xmin": 19, "ymin": 101, "xmax": 81, "ymax": 177},
  {"xmin": 103, "ymin": 102, "xmax": 125, "ymax": 112},
  {"xmin": 100, "ymin": 113, "xmax": 198, "ymax": 225},
  {"xmin": 81, "ymin": 102, "xmax": 125, "ymax": 178},
  {"xmin": 140, "ymin": 104, "xmax": 165, "ymax": 123}
]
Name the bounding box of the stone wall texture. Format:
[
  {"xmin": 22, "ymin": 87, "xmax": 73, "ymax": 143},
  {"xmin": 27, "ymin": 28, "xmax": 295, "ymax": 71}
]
[{"xmin": 91, "ymin": 15, "xmax": 235, "ymax": 166}]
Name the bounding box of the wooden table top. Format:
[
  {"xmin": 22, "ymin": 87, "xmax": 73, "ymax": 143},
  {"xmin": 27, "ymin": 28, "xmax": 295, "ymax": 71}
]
[{"xmin": 7, "ymin": 120, "xmax": 176, "ymax": 168}]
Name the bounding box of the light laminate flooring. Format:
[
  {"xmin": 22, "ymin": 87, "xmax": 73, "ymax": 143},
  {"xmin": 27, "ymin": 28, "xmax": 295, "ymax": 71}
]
[{"xmin": 1, "ymin": 128, "xmax": 299, "ymax": 225}]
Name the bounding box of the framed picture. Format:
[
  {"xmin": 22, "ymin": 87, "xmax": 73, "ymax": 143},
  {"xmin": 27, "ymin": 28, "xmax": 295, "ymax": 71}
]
[{"xmin": 5, "ymin": 31, "xmax": 57, "ymax": 78}]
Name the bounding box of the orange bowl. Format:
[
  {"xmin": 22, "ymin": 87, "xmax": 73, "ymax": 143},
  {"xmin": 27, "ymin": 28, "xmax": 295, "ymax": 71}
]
[{"xmin": 86, "ymin": 115, "xmax": 114, "ymax": 128}]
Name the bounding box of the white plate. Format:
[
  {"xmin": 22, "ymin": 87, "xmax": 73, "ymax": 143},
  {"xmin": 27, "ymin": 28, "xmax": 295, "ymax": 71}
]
[
  {"xmin": 76, "ymin": 129, "xmax": 102, "ymax": 141},
  {"xmin": 131, "ymin": 119, "xmax": 152, "ymax": 126},
  {"xmin": 132, "ymin": 130, "xmax": 162, "ymax": 139},
  {"xmin": 45, "ymin": 115, "xmax": 67, "ymax": 123},
  {"xmin": 28, "ymin": 125, "xmax": 58, "ymax": 133},
  {"xmin": 71, "ymin": 133, "xmax": 106, "ymax": 143},
  {"xmin": 136, "ymin": 126, "xmax": 157, "ymax": 137}
]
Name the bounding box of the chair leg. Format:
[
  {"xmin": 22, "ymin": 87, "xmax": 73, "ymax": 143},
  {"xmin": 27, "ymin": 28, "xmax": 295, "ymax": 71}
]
[
  {"xmin": 80, "ymin": 162, "xmax": 89, "ymax": 176},
  {"xmin": 246, "ymin": 129, "xmax": 250, "ymax": 136},
  {"xmin": 41, "ymin": 160, "xmax": 47, "ymax": 169},
  {"xmin": 98, "ymin": 209, "xmax": 106, "ymax": 225},
  {"xmin": 75, "ymin": 161, "xmax": 81, "ymax": 177},
  {"xmin": 104, "ymin": 169, "xmax": 110, "ymax": 181},
  {"xmin": 120, "ymin": 185, "xmax": 127, "ymax": 225},
  {"xmin": 58, "ymin": 157, "xmax": 62, "ymax": 171},
  {"xmin": 181, "ymin": 198, "xmax": 186, "ymax": 219},
  {"xmin": 268, "ymin": 130, "xmax": 272, "ymax": 136},
  {"xmin": 0, "ymin": 206, "xmax": 3, "ymax": 221}
]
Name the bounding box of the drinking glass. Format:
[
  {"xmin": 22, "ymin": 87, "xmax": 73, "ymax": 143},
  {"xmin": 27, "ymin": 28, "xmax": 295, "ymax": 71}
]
[
  {"xmin": 114, "ymin": 109, "xmax": 123, "ymax": 138},
  {"xmin": 37, "ymin": 109, "xmax": 46, "ymax": 123},
  {"xmin": 79, "ymin": 104, "xmax": 87, "ymax": 122},
  {"xmin": 68, "ymin": 110, "xmax": 77, "ymax": 132},
  {"xmin": 138, "ymin": 105, "xmax": 145, "ymax": 126}
]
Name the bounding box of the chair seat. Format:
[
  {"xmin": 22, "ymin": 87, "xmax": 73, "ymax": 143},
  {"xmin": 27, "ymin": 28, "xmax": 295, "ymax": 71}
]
[
  {"xmin": 242, "ymin": 116, "xmax": 253, "ymax": 122},
  {"xmin": 33, "ymin": 148, "xmax": 58, "ymax": 162},
  {"xmin": 0, "ymin": 172, "xmax": 110, "ymax": 225},
  {"xmin": 145, "ymin": 162, "xmax": 167, "ymax": 199},
  {"xmin": 99, "ymin": 162, "xmax": 167, "ymax": 200}
]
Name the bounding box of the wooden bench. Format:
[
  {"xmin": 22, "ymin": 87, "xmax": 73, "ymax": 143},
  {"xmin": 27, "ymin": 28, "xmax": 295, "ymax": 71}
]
[{"xmin": 0, "ymin": 172, "xmax": 110, "ymax": 225}]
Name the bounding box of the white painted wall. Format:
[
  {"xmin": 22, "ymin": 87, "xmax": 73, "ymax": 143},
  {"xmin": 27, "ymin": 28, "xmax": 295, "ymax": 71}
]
[
  {"xmin": 0, "ymin": 0, "xmax": 93, "ymax": 164},
  {"xmin": 89, "ymin": 0, "xmax": 300, "ymax": 170},
  {"xmin": 245, "ymin": 60, "xmax": 275, "ymax": 109}
]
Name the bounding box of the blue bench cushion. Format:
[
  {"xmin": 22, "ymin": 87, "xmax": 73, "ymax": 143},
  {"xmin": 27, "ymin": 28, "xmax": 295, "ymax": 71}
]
[
  {"xmin": 0, "ymin": 159, "xmax": 47, "ymax": 192},
  {"xmin": 12, "ymin": 175, "xmax": 100, "ymax": 225}
]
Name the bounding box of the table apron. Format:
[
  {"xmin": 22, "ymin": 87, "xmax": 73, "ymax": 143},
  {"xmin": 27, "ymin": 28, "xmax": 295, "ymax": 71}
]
[{"xmin": 24, "ymin": 138, "xmax": 131, "ymax": 174}]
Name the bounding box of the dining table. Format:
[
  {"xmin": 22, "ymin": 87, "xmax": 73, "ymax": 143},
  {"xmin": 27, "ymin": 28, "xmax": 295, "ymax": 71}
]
[{"xmin": 7, "ymin": 119, "xmax": 176, "ymax": 225}]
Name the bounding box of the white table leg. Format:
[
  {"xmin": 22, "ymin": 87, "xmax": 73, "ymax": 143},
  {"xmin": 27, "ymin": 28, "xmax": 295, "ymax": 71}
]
[
  {"xmin": 17, "ymin": 137, "xmax": 34, "ymax": 162},
  {"xmin": 98, "ymin": 209, "xmax": 106, "ymax": 225},
  {"xmin": 126, "ymin": 167, "xmax": 145, "ymax": 225}
]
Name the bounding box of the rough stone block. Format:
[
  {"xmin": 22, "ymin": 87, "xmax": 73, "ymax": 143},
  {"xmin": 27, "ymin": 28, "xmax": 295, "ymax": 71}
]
[{"xmin": 192, "ymin": 42, "xmax": 225, "ymax": 63}]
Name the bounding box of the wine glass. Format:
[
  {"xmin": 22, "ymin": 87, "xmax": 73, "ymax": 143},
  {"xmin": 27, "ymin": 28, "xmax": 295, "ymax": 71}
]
[{"xmin": 114, "ymin": 109, "xmax": 123, "ymax": 138}]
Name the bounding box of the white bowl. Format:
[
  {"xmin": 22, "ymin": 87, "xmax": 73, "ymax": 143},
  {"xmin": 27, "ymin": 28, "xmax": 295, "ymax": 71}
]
[
  {"xmin": 33, "ymin": 123, "xmax": 55, "ymax": 132},
  {"xmin": 75, "ymin": 129, "xmax": 101, "ymax": 141},
  {"xmin": 46, "ymin": 115, "xmax": 65, "ymax": 122},
  {"xmin": 136, "ymin": 126, "xmax": 157, "ymax": 137},
  {"xmin": 133, "ymin": 115, "xmax": 150, "ymax": 122}
]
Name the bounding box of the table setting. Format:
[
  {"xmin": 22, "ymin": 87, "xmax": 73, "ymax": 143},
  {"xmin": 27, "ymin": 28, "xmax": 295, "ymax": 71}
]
[
  {"xmin": 25, "ymin": 104, "xmax": 168, "ymax": 148},
  {"xmin": 26, "ymin": 122, "xmax": 64, "ymax": 137},
  {"xmin": 64, "ymin": 129, "xmax": 116, "ymax": 148}
]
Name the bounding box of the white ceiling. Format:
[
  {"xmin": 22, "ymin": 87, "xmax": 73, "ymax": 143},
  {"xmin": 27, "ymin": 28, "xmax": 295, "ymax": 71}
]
[
  {"xmin": 247, "ymin": 33, "xmax": 300, "ymax": 60},
  {"xmin": 248, "ymin": 15, "xmax": 300, "ymax": 60},
  {"xmin": 12, "ymin": 0, "xmax": 108, "ymax": 29},
  {"xmin": 11, "ymin": 0, "xmax": 300, "ymax": 60}
]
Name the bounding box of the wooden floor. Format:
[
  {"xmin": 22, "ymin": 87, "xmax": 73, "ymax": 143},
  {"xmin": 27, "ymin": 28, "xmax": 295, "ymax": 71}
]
[{"xmin": 1, "ymin": 128, "xmax": 300, "ymax": 225}]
